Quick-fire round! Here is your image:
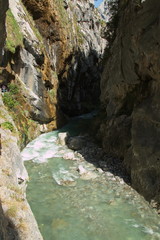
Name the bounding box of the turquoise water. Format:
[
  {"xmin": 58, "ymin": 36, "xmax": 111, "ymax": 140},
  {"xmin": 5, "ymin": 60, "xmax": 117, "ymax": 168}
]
[{"xmin": 22, "ymin": 117, "xmax": 160, "ymax": 240}]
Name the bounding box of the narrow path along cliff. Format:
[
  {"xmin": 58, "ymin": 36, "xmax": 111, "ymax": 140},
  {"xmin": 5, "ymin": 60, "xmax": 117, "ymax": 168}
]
[{"xmin": 21, "ymin": 115, "xmax": 160, "ymax": 240}]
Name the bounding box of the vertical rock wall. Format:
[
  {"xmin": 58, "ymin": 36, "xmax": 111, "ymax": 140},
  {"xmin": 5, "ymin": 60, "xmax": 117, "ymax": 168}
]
[
  {"xmin": 99, "ymin": 0, "xmax": 160, "ymax": 204},
  {"xmin": 0, "ymin": 0, "xmax": 106, "ymax": 141},
  {"xmin": 22, "ymin": 0, "xmax": 106, "ymax": 116},
  {"xmin": 0, "ymin": 0, "xmax": 42, "ymax": 239},
  {"xmin": 0, "ymin": 1, "xmax": 106, "ymax": 238}
]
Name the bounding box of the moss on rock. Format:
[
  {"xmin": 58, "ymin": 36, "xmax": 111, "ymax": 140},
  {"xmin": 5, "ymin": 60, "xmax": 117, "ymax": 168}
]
[{"xmin": 5, "ymin": 9, "xmax": 23, "ymax": 53}]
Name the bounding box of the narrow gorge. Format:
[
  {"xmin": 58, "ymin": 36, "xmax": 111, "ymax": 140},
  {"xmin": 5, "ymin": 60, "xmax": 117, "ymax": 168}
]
[{"xmin": 0, "ymin": 0, "xmax": 160, "ymax": 239}]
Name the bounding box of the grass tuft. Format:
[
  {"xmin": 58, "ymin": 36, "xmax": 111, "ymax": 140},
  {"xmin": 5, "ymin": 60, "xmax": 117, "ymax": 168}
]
[{"xmin": 1, "ymin": 121, "xmax": 14, "ymax": 132}]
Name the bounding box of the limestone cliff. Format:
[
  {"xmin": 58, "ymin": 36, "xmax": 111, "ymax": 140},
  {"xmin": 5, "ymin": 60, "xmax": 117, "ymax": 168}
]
[
  {"xmin": 99, "ymin": 0, "xmax": 160, "ymax": 204},
  {"xmin": 0, "ymin": 0, "xmax": 106, "ymax": 238},
  {"xmin": 0, "ymin": 0, "xmax": 106, "ymax": 145},
  {"xmin": 0, "ymin": 0, "xmax": 42, "ymax": 239},
  {"xmin": 22, "ymin": 0, "xmax": 106, "ymax": 116},
  {"xmin": 0, "ymin": 96, "xmax": 43, "ymax": 239}
]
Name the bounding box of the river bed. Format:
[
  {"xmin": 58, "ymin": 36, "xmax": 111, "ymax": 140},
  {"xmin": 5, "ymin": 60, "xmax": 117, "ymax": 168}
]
[{"xmin": 21, "ymin": 116, "xmax": 160, "ymax": 240}]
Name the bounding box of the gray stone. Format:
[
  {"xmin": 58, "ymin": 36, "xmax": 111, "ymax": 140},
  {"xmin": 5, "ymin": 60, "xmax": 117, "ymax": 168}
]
[
  {"xmin": 67, "ymin": 136, "xmax": 86, "ymax": 151},
  {"xmin": 57, "ymin": 132, "xmax": 69, "ymax": 146},
  {"xmin": 78, "ymin": 165, "xmax": 87, "ymax": 175}
]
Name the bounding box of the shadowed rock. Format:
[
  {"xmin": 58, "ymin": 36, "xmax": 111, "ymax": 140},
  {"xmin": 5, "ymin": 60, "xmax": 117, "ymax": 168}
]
[{"xmin": 99, "ymin": 0, "xmax": 160, "ymax": 204}]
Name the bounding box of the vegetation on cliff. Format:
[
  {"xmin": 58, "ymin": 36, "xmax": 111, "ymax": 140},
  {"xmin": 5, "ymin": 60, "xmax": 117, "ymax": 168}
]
[{"xmin": 5, "ymin": 9, "xmax": 23, "ymax": 53}]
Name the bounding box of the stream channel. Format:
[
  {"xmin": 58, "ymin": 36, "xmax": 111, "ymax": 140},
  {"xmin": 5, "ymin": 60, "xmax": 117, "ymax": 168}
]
[{"xmin": 21, "ymin": 114, "xmax": 160, "ymax": 240}]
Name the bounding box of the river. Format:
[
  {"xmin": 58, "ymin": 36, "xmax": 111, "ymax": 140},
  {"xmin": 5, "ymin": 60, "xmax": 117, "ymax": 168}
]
[{"xmin": 21, "ymin": 115, "xmax": 160, "ymax": 240}]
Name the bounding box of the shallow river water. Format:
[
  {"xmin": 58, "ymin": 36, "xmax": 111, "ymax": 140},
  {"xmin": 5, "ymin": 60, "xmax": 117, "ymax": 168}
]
[{"xmin": 21, "ymin": 116, "xmax": 160, "ymax": 240}]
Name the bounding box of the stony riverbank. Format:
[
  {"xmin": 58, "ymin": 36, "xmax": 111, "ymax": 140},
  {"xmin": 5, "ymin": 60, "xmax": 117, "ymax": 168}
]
[{"xmin": 58, "ymin": 133, "xmax": 159, "ymax": 214}]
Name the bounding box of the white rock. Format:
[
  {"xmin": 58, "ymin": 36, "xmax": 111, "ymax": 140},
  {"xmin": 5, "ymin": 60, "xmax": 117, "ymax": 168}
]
[
  {"xmin": 78, "ymin": 165, "xmax": 87, "ymax": 175},
  {"xmin": 57, "ymin": 132, "xmax": 69, "ymax": 146},
  {"xmin": 80, "ymin": 171, "xmax": 98, "ymax": 180},
  {"xmin": 97, "ymin": 168, "xmax": 104, "ymax": 173},
  {"xmin": 119, "ymin": 179, "xmax": 125, "ymax": 184},
  {"xmin": 106, "ymin": 172, "xmax": 113, "ymax": 177},
  {"xmin": 63, "ymin": 152, "xmax": 75, "ymax": 160}
]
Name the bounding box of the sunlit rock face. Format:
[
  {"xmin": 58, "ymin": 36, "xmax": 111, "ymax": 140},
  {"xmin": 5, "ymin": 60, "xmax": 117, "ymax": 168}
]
[
  {"xmin": 0, "ymin": 1, "xmax": 42, "ymax": 239},
  {"xmin": 98, "ymin": 0, "xmax": 110, "ymax": 22},
  {"xmin": 99, "ymin": 0, "xmax": 160, "ymax": 203},
  {"xmin": 0, "ymin": 0, "xmax": 106, "ymax": 238},
  {"xmin": 1, "ymin": 0, "xmax": 106, "ymax": 136}
]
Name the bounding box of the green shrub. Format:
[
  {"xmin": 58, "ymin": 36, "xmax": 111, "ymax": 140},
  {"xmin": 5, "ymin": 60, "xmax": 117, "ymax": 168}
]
[
  {"xmin": 5, "ymin": 9, "xmax": 23, "ymax": 53},
  {"xmin": 49, "ymin": 89, "xmax": 56, "ymax": 99},
  {"xmin": 8, "ymin": 83, "xmax": 19, "ymax": 94},
  {"xmin": 1, "ymin": 121, "xmax": 14, "ymax": 132},
  {"xmin": 2, "ymin": 92, "xmax": 18, "ymax": 109}
]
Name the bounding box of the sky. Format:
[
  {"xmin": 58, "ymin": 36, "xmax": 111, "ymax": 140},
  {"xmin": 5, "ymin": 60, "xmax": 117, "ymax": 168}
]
[{"xmin": 94, "ymin": 0, "xmax": 103, "ymax": 8}]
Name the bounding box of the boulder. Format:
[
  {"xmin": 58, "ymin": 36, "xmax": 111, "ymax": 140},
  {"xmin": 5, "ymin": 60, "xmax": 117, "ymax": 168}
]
[
  {"xmin": 78, "ymin": 165, "xmax": 87, "ymax": 175},
  {"xmin": 67, "ymin": 136, "xmax": 86, "ymax": 150},
  {"xmin": 57, "ymin": 132, "xmax": 69, "ymax": 146}
]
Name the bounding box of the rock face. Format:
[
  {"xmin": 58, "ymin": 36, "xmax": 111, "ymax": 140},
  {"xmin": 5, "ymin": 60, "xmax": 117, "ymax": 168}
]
[
  {"xmin": 0, "ymin": 0, "xmax": 42, "ymax": 239},
  {"xmin": 98, "ymin": 0, "xmax": 109, "ymax": 22},
  {"xmin": 22, "ymin": 0, "xmax": 106, "ymax": 116},
  {"xmin": 0, "ymin": 0, "xmax": 106, "ymax": 144},
  {"xmin": 0, "ymin": 1, "xmax": 106, "ymax": 239},
  {"xmin": 99, "ymin": 0, "xmax": 160, "ymax": 203},
  {"xmin": 0, "ymin": 0, "xmax": 8, "ymax": 63},
  {"xmin": 0, "ymin": 96, "xmax": 43, "ymax": 239}
]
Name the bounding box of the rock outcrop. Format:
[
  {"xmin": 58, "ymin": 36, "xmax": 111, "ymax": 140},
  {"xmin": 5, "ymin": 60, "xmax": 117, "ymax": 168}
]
[{"xmin": 99, "ymin": 0, "xmax": 160, "ymax": 204}]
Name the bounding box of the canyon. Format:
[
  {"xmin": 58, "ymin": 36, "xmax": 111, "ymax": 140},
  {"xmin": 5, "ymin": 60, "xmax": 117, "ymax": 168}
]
[{"xmin": 0, "ymin": 0, "xmax": 160, "ymax": 239}]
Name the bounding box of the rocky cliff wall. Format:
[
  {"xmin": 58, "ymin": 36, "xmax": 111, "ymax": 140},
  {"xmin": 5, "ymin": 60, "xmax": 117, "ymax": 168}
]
[
  {"xmin": 99, "ymin": 0, "xmax": 160, "ymax": 205},
  {"xmin": 0, "ymin": 0, "xmax": 106, "ymax": 238},
  {"xmin": 22, "ymin": 0, "xmax": 106, "ymax": 116},
  {"xmin": 0, "ymin": 0, "xmax": 43, "ymax": 239},
  {"xmin": 0, "ymin": 0, "xmax": 106, "ymax": 145},
  {"xmin": 0, "ymin": 96, "xmax": 43, "ymax": 239}
]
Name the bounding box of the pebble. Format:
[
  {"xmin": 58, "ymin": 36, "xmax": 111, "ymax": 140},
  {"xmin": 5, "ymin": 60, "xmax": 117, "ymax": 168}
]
[
  {"xmin": 96, "ymin": 168, "xmax": 104, "ymax": 173},
  {"xmin": 106, "ymin": 172, "xmax": 114, "ymax": 177},
  {"xmin": 78, "ymin": 165, "xmax": 87, "ymax": 175},
  {"xmin": 63, "ymin": 152, "xmax": 75, "ymax": 160},
  {"xmin": 119, "ymin": 179, "xmax": 125, "ymax": 184}
]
